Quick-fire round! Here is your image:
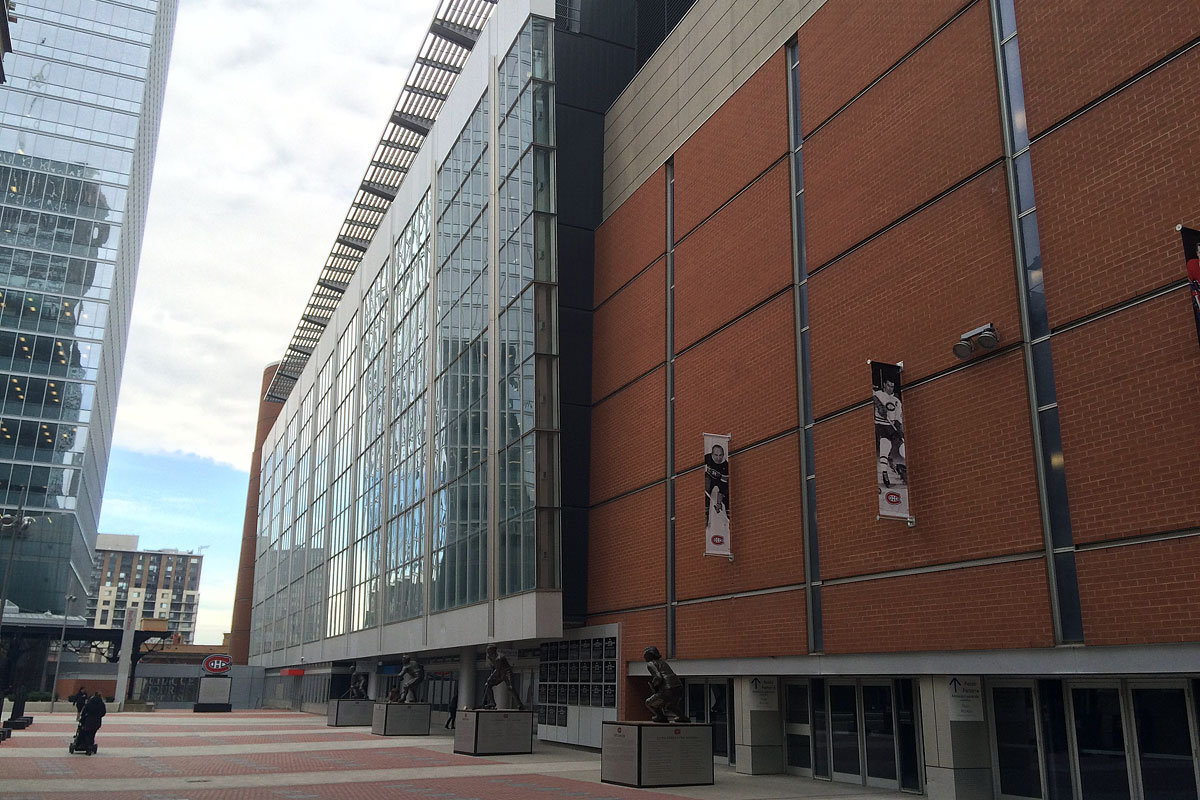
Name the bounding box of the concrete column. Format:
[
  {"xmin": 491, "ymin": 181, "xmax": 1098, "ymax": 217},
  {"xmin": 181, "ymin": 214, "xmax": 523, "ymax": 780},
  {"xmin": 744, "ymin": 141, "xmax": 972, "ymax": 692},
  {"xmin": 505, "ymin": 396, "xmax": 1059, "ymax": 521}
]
[
  {"xmin": 733, "ymin": 676, "xmax": 785, "ymax": 774},
  {"xmin": 458, "ymin": 646, "xmax": 477, "ymax": 709},
  {"xmin": 920, "ymin": 675, "xmax": 993, "ymax": 800}
]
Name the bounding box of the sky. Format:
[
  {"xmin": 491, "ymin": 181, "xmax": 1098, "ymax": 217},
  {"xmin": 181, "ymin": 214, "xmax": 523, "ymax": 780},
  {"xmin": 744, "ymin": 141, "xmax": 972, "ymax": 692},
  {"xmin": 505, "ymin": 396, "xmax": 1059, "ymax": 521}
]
[{"xmin": 97, "ymin": 0, "xmax": 440, "ymax": 645}]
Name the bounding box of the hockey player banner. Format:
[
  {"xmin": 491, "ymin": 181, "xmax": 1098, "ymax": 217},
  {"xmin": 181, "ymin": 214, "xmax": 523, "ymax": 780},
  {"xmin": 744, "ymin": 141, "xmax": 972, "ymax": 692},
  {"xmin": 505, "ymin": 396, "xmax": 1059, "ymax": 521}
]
[
  {"xmin": 1180, "ymin": 226, "xmax": 1200, "ymax": 347},
  {"xmin": 703, "ymin": 433, "xmax": 731, "ymax": 558},
  {"xmin": 872, "ymin": 361, "xmax": 909, "ymax": 520}
]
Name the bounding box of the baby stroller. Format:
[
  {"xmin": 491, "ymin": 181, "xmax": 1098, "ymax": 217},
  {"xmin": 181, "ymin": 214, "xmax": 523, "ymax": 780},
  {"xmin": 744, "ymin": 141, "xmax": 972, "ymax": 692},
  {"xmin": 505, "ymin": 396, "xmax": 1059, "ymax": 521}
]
[
  {"xmin": 68, "ymin": 718, "xmax": 99, "ymax": 755},
  {"xmin": 68, "ymin": 694, "xmax": 105, "ymax": 755}
]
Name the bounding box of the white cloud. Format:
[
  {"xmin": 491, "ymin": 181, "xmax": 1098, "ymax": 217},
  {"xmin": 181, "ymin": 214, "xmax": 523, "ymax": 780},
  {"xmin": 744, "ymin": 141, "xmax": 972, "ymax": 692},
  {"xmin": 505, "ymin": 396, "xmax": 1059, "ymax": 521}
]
[
  {"xmin": 112, "ymin": 0, "xmax": 435, "ymax": 469},
  {"xmin": 194, "ymin": 570, "xmax": 237, "ymax": 646}
]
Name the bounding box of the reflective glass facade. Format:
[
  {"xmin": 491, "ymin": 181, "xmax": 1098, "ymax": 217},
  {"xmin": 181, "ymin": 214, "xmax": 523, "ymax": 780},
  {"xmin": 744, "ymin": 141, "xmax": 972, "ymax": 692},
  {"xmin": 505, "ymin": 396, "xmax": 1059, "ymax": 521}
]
[
  {"xmin": 0, "ymin": 0, "xmax": 177, "ymax": 614},
  {"xmin": 250, "ymin": 15, "xmax": 561, "ymax": 662}
]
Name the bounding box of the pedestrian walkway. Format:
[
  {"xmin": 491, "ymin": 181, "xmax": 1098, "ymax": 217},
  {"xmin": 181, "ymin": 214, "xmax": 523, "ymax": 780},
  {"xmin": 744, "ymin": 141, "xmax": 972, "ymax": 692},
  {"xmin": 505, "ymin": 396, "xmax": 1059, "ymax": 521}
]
[{"xmin": 0, "ymin": 711, "xmax": 907, "ymax": 800}]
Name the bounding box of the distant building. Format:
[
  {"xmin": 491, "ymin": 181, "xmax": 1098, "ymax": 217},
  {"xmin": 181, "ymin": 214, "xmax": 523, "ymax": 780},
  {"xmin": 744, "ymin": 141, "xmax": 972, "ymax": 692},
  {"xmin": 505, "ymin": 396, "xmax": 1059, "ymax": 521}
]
[{"xmin": 89, "ymin": 534, "xmax": 202, "ymax": 644}]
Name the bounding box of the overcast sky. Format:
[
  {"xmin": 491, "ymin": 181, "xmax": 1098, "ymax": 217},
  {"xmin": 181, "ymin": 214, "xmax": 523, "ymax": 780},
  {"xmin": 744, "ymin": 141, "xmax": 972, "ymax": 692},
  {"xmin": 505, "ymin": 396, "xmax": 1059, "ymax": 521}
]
[{"xmin": 98, "ymin": 0, "xmax": 440, "ymax": 644}]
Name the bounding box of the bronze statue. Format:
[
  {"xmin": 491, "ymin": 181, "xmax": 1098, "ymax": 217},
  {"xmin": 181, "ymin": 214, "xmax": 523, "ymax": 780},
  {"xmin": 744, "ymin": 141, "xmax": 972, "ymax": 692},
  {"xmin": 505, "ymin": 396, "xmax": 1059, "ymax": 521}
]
[
  {"xmin": 398, "ymin": 655, "xmax": 425, "ymax": 703},
  {"xmin": 480, "ymin": 645, "xmax": 524, "ymax": 710},
  {"xmin": 643, "ymin": 646, "xmax": 689, "ymax": 723},
  {"xmin": 347, "ymin": 671, "xmax": 369, "ymax": 700}
]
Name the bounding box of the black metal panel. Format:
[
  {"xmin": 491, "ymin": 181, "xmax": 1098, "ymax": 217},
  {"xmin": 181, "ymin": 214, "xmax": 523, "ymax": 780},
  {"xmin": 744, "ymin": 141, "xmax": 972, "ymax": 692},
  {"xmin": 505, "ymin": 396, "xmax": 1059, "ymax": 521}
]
[
  {"xmin": 579, "ymin": 0, "xmax": 637, "ymax": 49},
  {"xmin": 560, "ymin": 506, "xmax": 589, "ymax": 623},
  {"xmin": 556, "ymin": 35, "xmax": 637, "ymax": 114},
  {"xmin": 555, "ymin": 109, "xmax": 604, "ymax": 230},
  {"xmin": 636, "ymin": 0, "xmax": 666, "ymax": 68},
  {"xmin": 557, "ymin": 306, "xmax": 593, "ymax": 408},
  {"xmin": 556, "ymin": 224, "xmax": 595, "ymax": 312}
]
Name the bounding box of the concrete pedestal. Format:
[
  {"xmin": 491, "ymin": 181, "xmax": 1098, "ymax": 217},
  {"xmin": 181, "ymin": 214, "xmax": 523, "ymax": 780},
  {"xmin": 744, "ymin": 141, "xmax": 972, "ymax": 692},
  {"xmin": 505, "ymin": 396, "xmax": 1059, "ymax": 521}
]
[
  {"xmin": 327, "ymin": 698, "xmax": 374, "ymax": 726},
  {"xmin": 372, "ymin": 702, "xmax": 431, "ymax": 735},
  {"xmin": 193, "ymin": 675, "xmax": 232, "ymax": 713},
  {"xmin": 453, "ymin": 708, "xmax": 535, "ymax": 756},
  {"xmin": 601, "ymin": 721, "xmax": 715, "ymax": 788}
]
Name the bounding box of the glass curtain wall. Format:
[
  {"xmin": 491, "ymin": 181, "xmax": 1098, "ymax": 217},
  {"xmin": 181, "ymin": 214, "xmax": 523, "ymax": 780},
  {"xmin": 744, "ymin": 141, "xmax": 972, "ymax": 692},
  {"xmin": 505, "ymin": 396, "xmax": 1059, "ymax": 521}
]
[
  {"xmin": 495, "ymin": 17, "xmax": 559, "ymax": 596},
  {"xmin": 352, "ymin": 265, "xmax": 388, "ymax": 631},
  {"xmin": 251, "ymin": 14, "xmax": 563, "ymax": 659},
  {"xmin": 432, "ymin": 94, "xmax": 490, "ymax": 612},
  {"xmin": 386, "ymin": 193, "xmax": 430, "ymax": 623}
]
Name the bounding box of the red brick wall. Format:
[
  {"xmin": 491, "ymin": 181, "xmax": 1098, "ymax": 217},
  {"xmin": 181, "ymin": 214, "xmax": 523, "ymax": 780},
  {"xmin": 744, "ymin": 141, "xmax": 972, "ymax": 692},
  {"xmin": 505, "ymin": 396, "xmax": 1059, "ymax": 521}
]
[
  {"xmin": 676, "ymin": 589, "xmax": 807, "ymax": 659},
  {"xmin": 589, "ymin": 367, "xmax": 665, "ymax": 505},
  {"xmin": 1054, "ymin": 293, "xmax": 1200, "ymax": 545},
  {"xmin": 673, "ymin": 294, "xmax": 798, "ymax": 470},
  {"xmin": 586, "ymin": 608, "xmax": 667, "ymax": 720},
  {"xmin": 797, "ymin": 0, "xmax": 970, "ymax": 136},
  {"xmin": 1035, "ymin": 47, "xmax": 1200, "ymax": 329},
  {"xmin": 675, "ymin": 434, "xmax": 805, "ymax": 601},
  {"xmin": 807, "ymin": 165, "xmax": 1019, "ymax": 417},
  {"xmin": 588, "ymin": 485, "xmax": 667, "ymax": 614},
  {"xmin": 592, "ymin": 258, "xmax": 665, "ymax": 402},
  {"xmin": 1016, "ymin": 0, "xmax": 1199, "ymax": 137},
  {"xmin": 595, "ymin": 166, "xmax": 666, "ymax": 305},
  {"xmin": 673, "ymin": 160, "xmax": 794, "ymax": 351},
  {"xmin": 1077, "ymin": 538, "xmax": 1200, "ymax": 646},
  {"xmin": 822, "ymin": 559, "xmax": 1055, "ymax": 653},
  {"xmin": 803, "ymin": 1, "xmax": 1003, "ymax": 269},
  {"xmin": 673, "ymin": 49, "xmax": 789, "ymax": 239},
  {"xmin": 815, "ymin": 351, "xmax": 1043, "ymax": 579}
]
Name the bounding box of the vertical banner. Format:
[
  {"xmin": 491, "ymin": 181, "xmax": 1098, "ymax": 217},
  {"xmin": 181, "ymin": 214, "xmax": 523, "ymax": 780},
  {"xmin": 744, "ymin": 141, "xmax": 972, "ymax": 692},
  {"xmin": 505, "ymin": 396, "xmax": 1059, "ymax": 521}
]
[
  {"xmin": 872, "ymin": 361, "xmax": 910, "ymax": 521},
  {"xmin": 1180, "ymin": 225, "xmax": 1200, "ymax": 347},
  {"xmin": 703, "ymin": 433, "xmax": 731, "ymax": 558}
]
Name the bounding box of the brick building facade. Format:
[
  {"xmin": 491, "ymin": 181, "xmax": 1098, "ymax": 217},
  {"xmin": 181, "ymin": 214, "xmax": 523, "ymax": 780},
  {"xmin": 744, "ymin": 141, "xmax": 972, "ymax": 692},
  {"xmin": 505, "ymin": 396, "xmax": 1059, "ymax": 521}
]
[{"xmin": 589, "ymin": 0, "xmax": 1200, "ymax": 797}]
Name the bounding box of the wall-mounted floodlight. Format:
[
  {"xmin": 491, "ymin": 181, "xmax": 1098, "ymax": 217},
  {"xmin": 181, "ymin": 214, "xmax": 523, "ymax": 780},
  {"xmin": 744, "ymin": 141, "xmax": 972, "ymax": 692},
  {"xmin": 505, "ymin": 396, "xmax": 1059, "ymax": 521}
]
[{"xmin": 953, "ymin": 323, "xmax": 999, "ymax": 360}]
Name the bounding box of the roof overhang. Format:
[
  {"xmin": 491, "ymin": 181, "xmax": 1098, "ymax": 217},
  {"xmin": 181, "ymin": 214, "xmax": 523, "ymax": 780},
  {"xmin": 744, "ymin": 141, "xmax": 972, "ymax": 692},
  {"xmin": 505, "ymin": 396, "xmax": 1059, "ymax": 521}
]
[{"xmin": 264, "ymin": 0, "xmax": 498, "ymax": 404}]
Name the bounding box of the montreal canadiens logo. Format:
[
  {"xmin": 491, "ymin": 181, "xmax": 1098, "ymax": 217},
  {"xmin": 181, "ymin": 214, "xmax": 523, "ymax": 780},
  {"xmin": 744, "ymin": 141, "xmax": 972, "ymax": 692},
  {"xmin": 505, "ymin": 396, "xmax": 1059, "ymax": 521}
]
[
  {"xmin": 885, "ymin": 492, "xmax": 902, "ymax": 505},
  {"xmin": 202, "ymin": 654, "xmax": 233, "ymax": 674},
  {"xmin": 710, "ymin": 535, "xmax": 724, "ymax": 545}
]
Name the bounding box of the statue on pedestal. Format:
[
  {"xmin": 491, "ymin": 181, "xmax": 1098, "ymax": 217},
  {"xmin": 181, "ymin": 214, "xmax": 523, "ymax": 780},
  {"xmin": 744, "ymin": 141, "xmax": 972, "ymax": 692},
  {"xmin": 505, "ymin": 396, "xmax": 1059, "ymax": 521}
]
[
  {"xmin": 347, "ymin": 671, "xmax": 368, "ymax": 700},
  {"xmin": 399, "ymin": 655, "xmax": 425, "ymax": 703},
  {"xmin": 480, "ymin": 645, "xmax": 525, "ymax": 710},
  {"xmin": 643, "ymin": 646, "xmax": 689, "ymax": 723}
]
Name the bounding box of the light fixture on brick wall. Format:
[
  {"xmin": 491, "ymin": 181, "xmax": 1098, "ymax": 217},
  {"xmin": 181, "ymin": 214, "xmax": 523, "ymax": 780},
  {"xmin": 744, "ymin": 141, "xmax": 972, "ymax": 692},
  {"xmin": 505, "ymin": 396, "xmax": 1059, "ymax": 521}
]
[{"xmin": 953, "ymin": 323, "xmax": 999, "ymax": 360}]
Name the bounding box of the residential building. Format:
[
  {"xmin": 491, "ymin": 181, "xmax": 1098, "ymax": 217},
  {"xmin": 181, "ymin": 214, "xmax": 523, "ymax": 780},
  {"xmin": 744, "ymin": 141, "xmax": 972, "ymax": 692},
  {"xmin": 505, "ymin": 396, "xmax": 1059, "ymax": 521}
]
[
  {"xmin": 0, "ymin": 0, "xmax": 179, "ymax": 617},
  {"xmin": 246, "ymin": 0, "xmax": 1200, "ymax": 797},
  {"xmin": 89, "ymin": 533, "xmax": 201, "ymax": 644}
]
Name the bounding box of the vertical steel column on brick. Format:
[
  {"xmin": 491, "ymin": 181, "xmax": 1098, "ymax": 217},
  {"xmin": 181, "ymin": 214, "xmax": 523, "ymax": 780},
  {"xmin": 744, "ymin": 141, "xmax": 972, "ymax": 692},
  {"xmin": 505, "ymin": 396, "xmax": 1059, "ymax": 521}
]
[
  {"xmin": 665, "ymin": 160, "xmax": 677, "ymax": 657},
  {"xmin": 786, "ymin": 40, "xmax": 822, "ymax": 653},
  {"xmin": 988, "ymin": 0, "xmax": 1083, "ymax": 643}
]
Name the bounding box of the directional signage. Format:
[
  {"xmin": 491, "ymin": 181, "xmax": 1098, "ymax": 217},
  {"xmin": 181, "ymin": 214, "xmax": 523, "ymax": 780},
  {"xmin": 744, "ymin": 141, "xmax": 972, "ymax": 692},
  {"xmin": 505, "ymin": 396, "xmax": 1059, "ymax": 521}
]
[
  {"xmin": 747, "ymin": 676, "xmax": 778, "ymax": 711},
  {"xmin": 947, "ymin": 676, "xmax": 983, "ymax": 721}
]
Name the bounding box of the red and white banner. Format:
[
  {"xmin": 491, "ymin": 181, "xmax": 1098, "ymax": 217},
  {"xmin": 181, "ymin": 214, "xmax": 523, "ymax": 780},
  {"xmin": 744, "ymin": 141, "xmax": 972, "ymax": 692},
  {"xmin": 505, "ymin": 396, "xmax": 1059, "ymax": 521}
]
[
  {"xmin": 872, "ymin": 361, "xmax": 910, "ymax": 521},
  {"xmin": 703, "ymin": 433, "xmax": 731, "ymax": 558},
  {"xmin": 1180, "ymin": 225, "xmax": 1200, "ymax": 347}
]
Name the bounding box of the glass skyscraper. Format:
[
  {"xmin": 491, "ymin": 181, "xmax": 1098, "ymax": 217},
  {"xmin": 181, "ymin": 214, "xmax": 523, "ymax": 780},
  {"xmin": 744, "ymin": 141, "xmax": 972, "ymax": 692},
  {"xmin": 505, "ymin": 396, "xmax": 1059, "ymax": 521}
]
[{"xmin": 0, "ymin": 0, "xmax": 178, "ymax": 615}]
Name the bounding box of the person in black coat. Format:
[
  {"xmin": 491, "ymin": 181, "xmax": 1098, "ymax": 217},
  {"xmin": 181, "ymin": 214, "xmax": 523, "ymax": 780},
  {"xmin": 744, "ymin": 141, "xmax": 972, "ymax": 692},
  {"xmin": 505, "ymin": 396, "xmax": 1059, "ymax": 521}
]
[
  {"xmin": 72, "ymin": 687, "xmax": 88, "ymax": 718},
  {"xmin": 76, "ymin": 693, "xmax": 106, "ymax": 749}
]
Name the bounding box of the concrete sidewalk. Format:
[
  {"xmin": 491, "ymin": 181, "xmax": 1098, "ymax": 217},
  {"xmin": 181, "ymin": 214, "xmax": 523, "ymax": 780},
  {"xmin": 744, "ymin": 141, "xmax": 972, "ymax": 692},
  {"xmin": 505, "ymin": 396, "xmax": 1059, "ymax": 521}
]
[{"xmin": 0, "ymin": 711, "xmax": 908, "ymax": 800}]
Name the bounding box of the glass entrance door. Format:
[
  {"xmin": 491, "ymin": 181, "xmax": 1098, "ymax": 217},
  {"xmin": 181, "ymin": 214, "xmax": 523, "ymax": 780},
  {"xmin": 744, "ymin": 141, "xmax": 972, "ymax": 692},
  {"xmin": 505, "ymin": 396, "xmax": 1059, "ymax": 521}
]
[
  {"xmin": 990, "ymin": 682, "xmax": 1044, "ymax": 799},
  {"xmin": 684, "ymin": 678, "xmax": 733, "ymax": 764},
  {"xmin": 863, "ymin": 682, "xmax": 899, "ymax": 789},
  {"xmin": 1070, "ymin": 684, "xmax": 1133, "ymax": 800},
  {"xmin": 1130, "ymin": 684, "xmax": 1199, "ymax": 800},
  {"xmin": 829, "ymin": 681, "xmax": 862, "ymax": 783},
  {"xmin": 784, "ymin": 680, "xmax": 812, "ymax": 776}
]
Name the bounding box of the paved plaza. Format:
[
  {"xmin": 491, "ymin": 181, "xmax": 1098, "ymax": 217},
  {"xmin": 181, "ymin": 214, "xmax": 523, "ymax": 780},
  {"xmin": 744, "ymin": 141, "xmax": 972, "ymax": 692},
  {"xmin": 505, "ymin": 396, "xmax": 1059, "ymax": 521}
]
[{"xmin": 0, "ymin": 711, "xmax": 907, "ymax": 800}]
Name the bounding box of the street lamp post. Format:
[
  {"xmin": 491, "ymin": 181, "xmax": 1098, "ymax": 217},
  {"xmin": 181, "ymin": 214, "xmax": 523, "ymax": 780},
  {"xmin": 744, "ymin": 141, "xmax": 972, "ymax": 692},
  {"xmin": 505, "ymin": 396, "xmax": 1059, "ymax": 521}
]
[{"xmin": 49, "ymin": 593, "xmax": 77, "ymax": 713}]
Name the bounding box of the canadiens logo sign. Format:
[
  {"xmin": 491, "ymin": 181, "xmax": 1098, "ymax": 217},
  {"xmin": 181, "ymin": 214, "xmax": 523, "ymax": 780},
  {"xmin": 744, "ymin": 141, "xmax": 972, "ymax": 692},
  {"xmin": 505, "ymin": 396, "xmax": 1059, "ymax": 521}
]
[
  {"xmin": 885, "ymin": 491, "xmax": 902, "ymax": 505},
  {"xmin": 202, "ymin": 654, "xmax": 233, "ymax": 674},
  {"xmin": 710, "ymin": 535, "xmax": 724, "ymax": 546}
]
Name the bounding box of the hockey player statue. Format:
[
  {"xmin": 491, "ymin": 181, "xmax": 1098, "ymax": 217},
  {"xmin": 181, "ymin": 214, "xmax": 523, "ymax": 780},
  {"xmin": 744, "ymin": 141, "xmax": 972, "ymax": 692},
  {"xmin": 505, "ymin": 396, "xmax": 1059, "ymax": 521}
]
[
  {"xmin": 480, "ymin": 645, "xmax": 525, "ymax": 710},
  {"xmin": 398, "ymin": 655, "xmax": 425, "ymax": 703},
  {"xmin": 643, "ymin": 646, "xmax": 689, "ymax": 723}
]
